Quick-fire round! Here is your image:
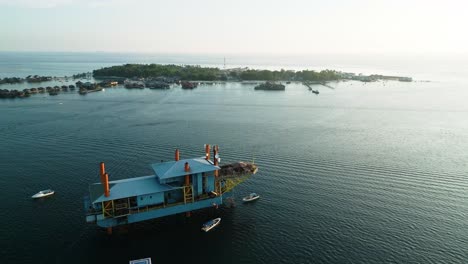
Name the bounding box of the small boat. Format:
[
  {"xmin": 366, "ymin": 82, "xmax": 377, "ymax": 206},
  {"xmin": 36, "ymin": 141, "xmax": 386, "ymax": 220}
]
[
  {"xmin": 242, "ymin": 193, "xmax": 260, "ymax": 203},
  {"xmin": 129, "ymin": 257, "xmax": 152, "ymax": 264},
  {"xmin": 32, "ymin": 189, "xmax": 55, "ymax": 199},
  {"xmin": 201, "ymin": 218, "xmax": 221, "ymax": 232}
]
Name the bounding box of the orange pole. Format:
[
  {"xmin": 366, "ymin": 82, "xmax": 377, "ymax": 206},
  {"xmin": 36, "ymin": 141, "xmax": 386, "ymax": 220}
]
[
  {"xmin": 184, "ymin": 162, "xmax": 190, "ymax": 185},
  {"xmin": 104, "ymin": 173, "xmax": 110, "ymax": 197},
  {"xmin": 205, "ymin": 144, "xmax": 210, "ymax": 161},
  {"xmin": 175, "ymin": 149, "xmax": 180, "ymax": 161},
  {"xmin": 99, "ymin": 162, "xmax": 105, "ymax": 183},
  {"xmin": 107, "ymin": 227, "xmax": 112, "ymax": 235}
]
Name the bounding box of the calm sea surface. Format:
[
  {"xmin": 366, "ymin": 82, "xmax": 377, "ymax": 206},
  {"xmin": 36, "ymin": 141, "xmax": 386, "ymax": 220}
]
[{"xmin": 0, "ymin": 52, "xmax": 467, "ymax": 263}]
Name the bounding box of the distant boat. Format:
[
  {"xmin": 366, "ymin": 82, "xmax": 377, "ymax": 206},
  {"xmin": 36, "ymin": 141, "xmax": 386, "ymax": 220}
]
[
  {"xmin": 181, "ymin": 81, "xmax": 198, "ymax": 89},
  {"xmin": 32, "ymin": 189, "xmax": 54, "ymax": 199},
  {"xmin": 129, "ymin": 257, "xmax": 152, "ymax": 264},
  {"xmin": 242, "ymin": 193, "xmax": 260, "ymax": 203},
  {"xmin": 201, "ymin": 218, "xmax": 221, "ymax": 232}
]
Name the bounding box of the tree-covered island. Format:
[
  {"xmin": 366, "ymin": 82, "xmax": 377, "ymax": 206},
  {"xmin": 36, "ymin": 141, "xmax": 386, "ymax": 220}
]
[{"xmin": 92, "ymin": 64, "xmax": 343, "ymax": 82}]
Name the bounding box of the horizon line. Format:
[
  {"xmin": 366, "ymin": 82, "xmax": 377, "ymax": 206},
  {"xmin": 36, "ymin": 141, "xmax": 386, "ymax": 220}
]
[{"xmin": 1, "ymin": 50, "xmax": 468, "ymax": 56}]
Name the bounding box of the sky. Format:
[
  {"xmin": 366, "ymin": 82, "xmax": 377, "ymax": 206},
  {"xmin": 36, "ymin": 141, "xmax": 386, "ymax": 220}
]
[{"xmin": 1, "ymin": 0, "xmax": 468, "ymax": 54}]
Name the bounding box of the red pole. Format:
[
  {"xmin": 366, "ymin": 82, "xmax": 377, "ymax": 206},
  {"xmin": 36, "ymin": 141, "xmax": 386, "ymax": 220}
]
[
  {"xmin": 175, "ymin": 149, "xmax": 180, "ymax": 161},
  {"xmin": 99, "ymin": 162, "xmax": 105, "ymax": 183},
  {"xmin": 205, "ymin": 144, "xmax": 210, "ymax": 161},
  {"xmin": 104, "ymin": 173, "xmax": 110, "ymax": 197}
]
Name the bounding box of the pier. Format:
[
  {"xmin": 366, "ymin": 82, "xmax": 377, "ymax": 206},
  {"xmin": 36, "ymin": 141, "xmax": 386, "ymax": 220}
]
[{"xmin": 303, "ymin": 82, "xmax": 324, "ymax": 94}]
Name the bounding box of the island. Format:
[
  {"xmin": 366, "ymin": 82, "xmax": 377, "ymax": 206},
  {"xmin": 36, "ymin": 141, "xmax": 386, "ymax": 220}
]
[
  {"xmin": 0, "ymin": 63, "xmax": 413, "ymax": 99},
  {"xmin": 92, "ymin": 64, "xmax": 343, "ymax": 82}
]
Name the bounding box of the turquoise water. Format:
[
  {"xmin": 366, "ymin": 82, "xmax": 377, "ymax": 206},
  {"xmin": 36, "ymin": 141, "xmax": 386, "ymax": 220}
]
[{"xmin": 0, "ymin": 53, "xmax": 467, "ymax": 263}]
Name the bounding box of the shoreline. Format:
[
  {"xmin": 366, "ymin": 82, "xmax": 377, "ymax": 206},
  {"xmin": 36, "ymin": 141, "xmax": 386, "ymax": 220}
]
[
  {"xmin": 0, "ymin": 78, "xmax": 414, "ymax": 100},
  {"xmin": 0, "ymin": 63, "xmax": 414, "ymax": 98}
]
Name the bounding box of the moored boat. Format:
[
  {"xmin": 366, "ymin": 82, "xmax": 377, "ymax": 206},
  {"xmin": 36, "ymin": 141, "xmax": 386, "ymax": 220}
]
[
  {"xmin": 201, "ymin": 218, "xmax": 221, "ymax": 232},
  {"xmin": 242, "ymin": 193, "xmax": 260, "ymax": 203},
  {"xmin": 181, "ymin": 81, "xmax": 198, "ymax": 89},
  {"xmin": 32, "ymin": 189, "xmax": 55, "ymax": 199},
  {"xmin": 129, "ymin": 257, "xmax": 152, "ymax": 264}
]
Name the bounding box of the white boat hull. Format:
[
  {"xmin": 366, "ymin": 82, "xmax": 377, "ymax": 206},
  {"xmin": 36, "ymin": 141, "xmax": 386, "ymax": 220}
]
[
  {"xmin": 242, "ymin": 194, "xmax": 260, "ymax": 203},
  {"xmin": 32, "ymin": 190, "xmax": 55, "ymax": 199},
  {"xmin": 201, "ymin": 218, "xmax": 221, "ymax": 232}
]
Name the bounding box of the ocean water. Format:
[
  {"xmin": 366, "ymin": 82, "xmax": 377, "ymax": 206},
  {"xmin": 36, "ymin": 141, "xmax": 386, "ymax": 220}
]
[{"xmin": 0, "ymin": 52, "xmax": 467, "ymax": 263}]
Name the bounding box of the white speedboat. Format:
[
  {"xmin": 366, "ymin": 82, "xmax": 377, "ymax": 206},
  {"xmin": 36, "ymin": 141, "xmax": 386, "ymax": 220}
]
[
  {"xmin": 242, "ymin": 193, "xmax": 260, "ymax": 203},
  {"xmin": 129, "ymin": 257, "xmax": 152, "ymax": 264},
  {"xmin": 32, "ymin": 189, "xmax": 55, "ymax": 199},
  {"xmin": 201, "ymin": 218, "xmax": 221, "ymax": 232}
]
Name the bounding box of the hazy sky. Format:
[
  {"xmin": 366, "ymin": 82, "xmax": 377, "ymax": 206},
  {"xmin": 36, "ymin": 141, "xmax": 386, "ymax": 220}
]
[{"xmin": 1, "ymin": 0, "xmax": 467, "ymax": 54}]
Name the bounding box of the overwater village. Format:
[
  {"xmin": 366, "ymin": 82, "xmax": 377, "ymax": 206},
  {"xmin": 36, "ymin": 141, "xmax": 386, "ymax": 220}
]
[{"xmin": 0, "ymin": 65, "xmax": 413, "ymax": 99}]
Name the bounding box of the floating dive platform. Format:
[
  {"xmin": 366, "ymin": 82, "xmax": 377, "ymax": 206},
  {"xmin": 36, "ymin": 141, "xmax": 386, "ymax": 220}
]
[{"xmin": 84, "ymin": 145, "xmax": 257, "ymax": 232}]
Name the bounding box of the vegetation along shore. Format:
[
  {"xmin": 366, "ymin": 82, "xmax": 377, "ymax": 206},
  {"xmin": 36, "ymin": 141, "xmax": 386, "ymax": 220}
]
[{"xmin": 0, "ymin": 64, "xmax": 413, "ymax": 98}]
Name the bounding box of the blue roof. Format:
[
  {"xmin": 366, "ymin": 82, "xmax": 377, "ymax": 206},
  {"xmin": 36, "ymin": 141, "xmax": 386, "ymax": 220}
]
[
  {"xmin": 151, "ymin": 158, "xmax": 220, "ymax": 183},
  {"xmin": 90, "ymin": 175, "xmax": 176, "ymax": 203}
]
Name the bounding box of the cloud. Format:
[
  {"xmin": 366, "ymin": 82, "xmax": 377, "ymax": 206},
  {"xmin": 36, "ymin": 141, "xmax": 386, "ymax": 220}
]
[
  {"xmin": 86, "ymin": 0, "xmax": 130, "ymax": 8},
  {"xmin": 87, "ymin": 1, "xmax": 107, "ymax": 8},
  {"xmin": 0, "ymin": 0, "xmax": 134, "ymax": 9},
  {"xmin": 0, "ymin": 0, "xmax": 73, "ymax": 8}
]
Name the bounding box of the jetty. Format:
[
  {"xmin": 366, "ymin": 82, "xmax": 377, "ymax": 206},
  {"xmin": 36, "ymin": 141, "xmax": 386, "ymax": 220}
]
[
  {"xmin": 302, "ymin": 82, "xmax": 320, "ymax": 94},
  {"xmin": 84, "ymin": 145, "xmax": 257, "ymax": 234},
  {"xmin": 346, "ymin": 74, "xmax": 413, "ymax": 82},
  {"xmin": 79, "ymin": 87, "xmax": 103, "ymax": 95},
  {"xmin": 303, "ymin": 81, "xmax": 334, "ymax": 90}
]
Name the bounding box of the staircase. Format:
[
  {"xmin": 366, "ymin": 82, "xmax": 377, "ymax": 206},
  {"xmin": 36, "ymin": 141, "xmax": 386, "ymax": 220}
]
[
  {"xmin": 102, "ymin": 200, "xmax": 114, "ymax": 218},
  {"xmin": 184, "ymin": 185, "xmax": 193, "ymax": 203}
]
